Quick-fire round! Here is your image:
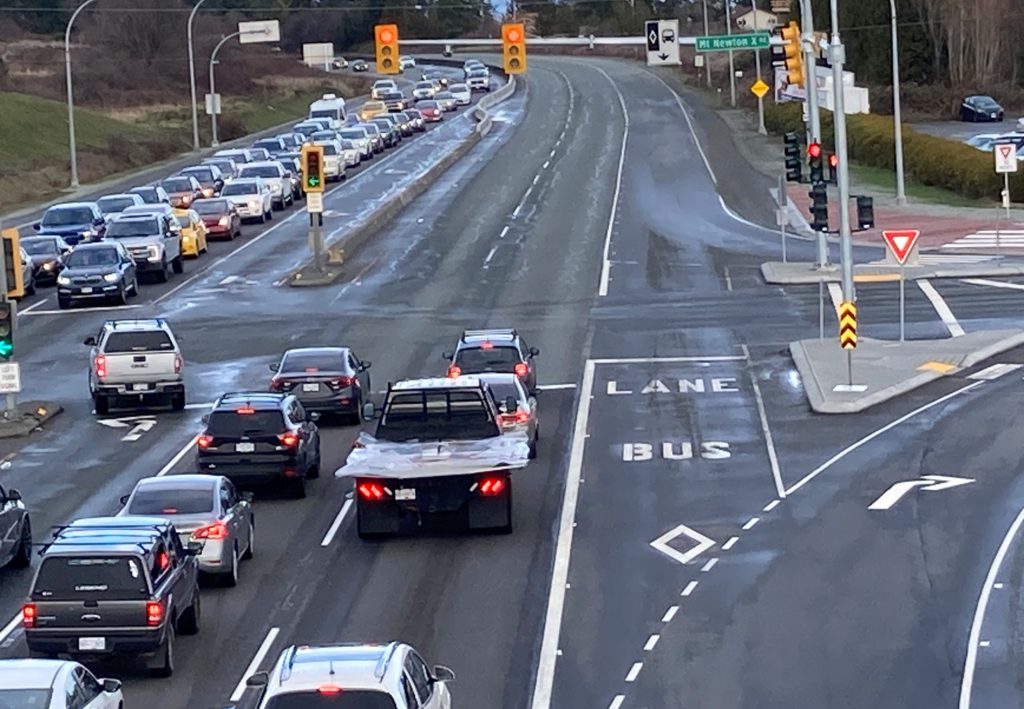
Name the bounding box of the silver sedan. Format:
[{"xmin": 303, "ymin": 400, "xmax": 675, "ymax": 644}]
[
  {"xmin": 476, "ymin": 372, "xmax": 539, "ymax": 459},
  {"xmin": 118, "ymin": 474, "xmax": 254, "ymax": 586}
]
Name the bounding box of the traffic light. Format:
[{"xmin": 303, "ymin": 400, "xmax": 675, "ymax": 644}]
[
  {"xmin": 826, "ymin": 152, "xmax": 838, "ymax": 184},
  {"xmin": 856, "ymin": 196, "xmax": 875, "ymax": 230},
  {"xmin": 300, "ymin": 145, "xmax": 325, "ymax": 193},
  {"xmin": 0, "ymin": 229, "xmax": 23, "ymax": 300},
  {"xmin": 784, "ymin": 132, "xmax": 802, "ymax": 183},
  {"xmin": 808, "ymin": 142, "xmax": 824, "ymax": 184},
  {"xmin": 374, "ymin": 24, "xmax": 399, "ymax": 75},
  {"xmin": 809, "ymin": 182, "xmax": 829, "ymax": 233},
  {"xmin": 779, "ymin": 21, "xmax": 804, "ymax": 87},
  {"xmin": 502, "ymin": 23, "xmax": 527, "ymax": 74},
  {"xmin": 0, "ymin": 301, "xmax": 13, "ymax": 360}
]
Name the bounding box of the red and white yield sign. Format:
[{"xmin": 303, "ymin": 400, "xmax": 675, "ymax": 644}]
[{"xmin": 882, "ymin": 229, "xmax": 920, "ymax": 264}]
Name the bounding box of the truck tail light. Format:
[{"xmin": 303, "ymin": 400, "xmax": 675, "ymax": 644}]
[
  {"xmin": 146, "ymin": 601, "xmax": 164, "ymax": 627},
  {"xmin": 197, "ymin": 434, "xmax": 214, "ymax": 449},
  {"xmin": 480, "ymin": 477, "xmax": 505, "ymax": 496},
  {"xmin": 358, "ymin": 483, "xmax": 385, "ymax": 500},
  {"xmin": 21, "ymin": 603, "xmax": 36, "ymax": 629},
  {"xmin": 269, "ymin": 377, "xmax": 285, "ymax": 392},
  {"xmin": 174, "ymin": 355, "xmax": 183, "ymax": 374},
  {"xmin": 278, "ymin": 432, "xmax": 299, "ymax": 449},
  {"xmin": 94, "ymin": 355, "xmax": 106, "ymax": 379},
  {"xmin": 500, "ymin": 411, "xmax": 530, "ymax": 425},
  {"xmin": 514, "ymin": 363, "xmax": 528, "ymax": 378},
  {"xmin": 191, "ymin": 522, "xmax": 228, "ymax": 540},
  {"xmin": 447, "ymin": 365, "xmax": 461, "ymax": 378}
]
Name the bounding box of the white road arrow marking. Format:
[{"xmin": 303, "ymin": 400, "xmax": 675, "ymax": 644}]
[
  {"xmin": 869, "ymin": 474, "xmax": 975, "ymax": 511},
  {"xmin": 96, "ymin": 418, "xmax": 130, "ymax": 428},
  {"xmin": 122, "ymin": 419, "xmax": 156, "ymax": 442},
  {"xmin": 650, "ymin": 524, "xmax": 716, "ymax": 565}
]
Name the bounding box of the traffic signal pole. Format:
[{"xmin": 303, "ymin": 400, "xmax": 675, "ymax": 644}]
[
  {"xmin": 829, "ymin": 0, "xmax": 855, "ymax": 304},
  {"xmin": 0, "ymin": 243, "xmax": 16, "ymax": 417},
  {"xmin": 799, "ymin": 0, "xmax": 828, "ymax": 270}
]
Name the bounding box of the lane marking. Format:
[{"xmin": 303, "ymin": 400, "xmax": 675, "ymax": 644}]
[
  {"xmin": 542, "ymin": 160, "xmax": 550, "ymax": 169},
  {"xmin": 742, "ymin": 517, "xmax": 760, "ymax": 531},
  {"xmin": 483, "ymin": 245, "xmax": 498, "ymax": 268},
  {"xmin": 826, "ymin": 282, "xmax": 843, "ymax": 317},
  {"xmin": 724, "ymin": 265, "xmax": 733, "ymax": 292},
  {"xmin": 0, "ymin": 612, "xmax": 22, "ymax": 646},
  {"xmin": 512, "ymin": 204, "xmax": 523, "ymax": 218},
  {"xmin": 549, "ymin": 149, "xmax": 556, "ymax": 158},
  {"xmin": 648, "ymin": 73, "xmax": 717, "ymax": 185},
  {"xmin": 184, "ymin": 401, "xmax": 214, "ymax": 410},
  {"xmin": 917, "ymin": 279, "xmax": 965, "ymax": 338},
  {"xmin": 785, "ymin": 381, "xmax": 984, "ymax": 496},
  {"xmin": 681, "ymin": 581, "xmax": 698, "ymax": 597},
  {"xmin": 661, "ymin": 606, "xmax": 679, "ymax": 623},
  {"xmin": 230, "ymin": 626, "xmax": 281, "ymax": 702},
  {"xmin": 721, "ymin": 536, "xmax": 739, "ymax": 551},
  {"xmin": 959, "ymin": 505, "xmax": 1024, "ymax": 709},
  {"xmin": 592, "ymin": 66, "xmax": 629, "ymax": 298},
  {"xmin": 643, "ymin": 634, "xmax": 659, "ymax": 651},
  {"xmin": 968, "ymin": 363, "xmax": 1023, "ymax": 380},
  {"xmin": 17, "ymin": 299, "xmax": 48, "ymax": 316},
  {"xmin": 625, "ymin": 662, "xmax": 642, "ymax": 682},
  {"xmin": 530, "ymin": 360, "xmax": 596, "ymax": 709},
  {"xmin": 763, "ymin": 500, "xmax": 780, "ymax": 513},
  {"xmin": 533, "ymin": 174, "xmax": 540, "ymax": 185},
  {"xmin": 156, "ymin": 434, "xmax": 200, "ymax": 477},
  {"xmin": 700, "ymin": 558, "xmax": 718, "ymax": 572},
  {"xmin": 741, "ymin": 344, "xmax": 785, "ymax": 499},
  {"xmin": 537, "ymin": 383, "xmax": 577, "ymax": 391},
  {"xmin": 609, "ymin": 696, "xmax": 625, "ymax": 709},
  {"xmin": 961, "ymin": 278, "xmax": 1024, "ymax": 292},
  {"xmin": 500, "ymin": 225, "xmax": 510, "ymax": 238},
  {"xmin": 321, "ymin": 499, "xmax": 353, "ymax": 547},
  {"xmin": 590, "ymin": 355, "xmax": 746, "ymax": 364},
  {"xmin": 23, "ymin": 304, "xmax": 142, "ymax": 316}
]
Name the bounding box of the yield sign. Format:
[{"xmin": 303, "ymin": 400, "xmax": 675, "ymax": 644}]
[
  {"xmin": 995, "ymin": 142, "xmax": 1019, "ymax": 174},
  {"xmin": 882, "ymin": 229, "xmax": 920, "ymax": 265}
]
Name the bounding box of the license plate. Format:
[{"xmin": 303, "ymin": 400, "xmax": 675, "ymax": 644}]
[
  {"xmin": 131, "ymin": 383, "xmax": 148, "ymax": 391},
  {"xmin": 79, "ymin": 637, "xmax": 105, "ymax": 651},
  {"xmin": 395, "ymin": 488, "xmax": 416, "ymax": 501},
  {"xmin": 81, "ymin": 287, "xmax": 93, "ymax": 294},
  {"xmin": 302, "ymin": 383, "xmax": 320, "ymax": 392},
  {"xmin": 236, "ymin": 442, "xmax": 255, "ymax": 453}
]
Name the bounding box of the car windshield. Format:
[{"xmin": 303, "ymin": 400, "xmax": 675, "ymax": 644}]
[
  {"xmin": 341, "ymin": 140, "xmax": 357, "ymax": 150},
  {"xmin": 418, "ymin": 101, "xmax": 438, "ymax": 109},
  {"xmin": 469, "ymin": 70, "xmax": 488, "ymax": 78},
  {"xmin": 33, "ymin": 556, "xmax": 148, "ymax": 600},
  {"xmin": 311, "ymin": 132, "xmax": 335, "ymax": 141},
  {"xmin": 97, "ymin": 196, "xmax": 136, "ymax": 214},
  {"xmin": 436, "ymin": 92, "xmax": 452, "ymax": 99},
  {"xmin": 416, "ymin": 82, "xmax": 433, "ymax": 89},
  {"xmin": 264, "ymin": 692, "xmax": 398, "ymax": 709},
  {"xmin": 104, "ymin": 331, "xmax": 174, "ymax": 352},
  {"xmin": 241, "ymin": 166, "xmax": 281, "ymax": 179},
  {"xmin": 221, "ymin": 182, "xmax": 257, "ymax": 196},
  {"xmin": 42, "ymin": 207, "xmax": 93, "ymax": 226},
  {"xmin": 207, "ymin": 410, "xmax": 284, "ymax": 436},
  {"xmin": 379, "ymin": 390, "xmax": 497, "ymax": 442},
  {"xmin": 128, "ymin": 486, "xmax": 215, "ymax": 515},
  {"xmin": 0, "ymin": 689, "xmax": 51, "ymax": 707},
  {"xmin": 382, "ymin": 92, "xmax": 402, "ymax": 100},
  {"xmin": 310, "ymin": 110, "xmax": 338, "ymax": 120},
  {"xmin": 131, "ymin": 188, "xmax": 159, "ymax": 202},
  {"xmin": 977, "ymin": 97, "xmax": 1000, "ymax": 107},
  {"xmin": 106, "ymin": 219, "xmax": 159, "ymax": 238},
  {"xmin": 450, "ymin": 84, "xmax": 467, "ymax": 92},
  {"xmin": 193, "ymin": 199, "xmax": 228, "ymax": 215},
  {"xmin": 65, "ymin": 248, "xmax": 119, "ymax": 268},
  {"xmin": 281, "ymin": 351, "xmax": 344, "ymax": 374},
  {"xmin": 182, "ymin": 168, "xmax": 215, "ymax": 182},
  {"xmin": 22, "ymin": 239, "xmax": 59, "ymax": 256},
  {"xmin": 319, "ymin": 144, "xmax": 339, "ymax": 156},
  {"xmin": 161, "ymin": 178, "xmax": 193, "ymax": 192},
  {"xmin": 456, "ymin": 346, "xmax": 520, "ymax": 372}
]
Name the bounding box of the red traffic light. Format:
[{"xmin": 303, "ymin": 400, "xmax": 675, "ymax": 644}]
[
  {"xmin": 807, "ymin": 142, "xmax": 822, "ymax": 159},
  {"xmin": 828, "ymin": 154, "xmax": 839, "ymax": 168}
]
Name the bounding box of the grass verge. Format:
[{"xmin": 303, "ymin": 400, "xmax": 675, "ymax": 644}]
[{"xmin": 848, "ymin": 164, "xmax": 989, "ymax": 208}]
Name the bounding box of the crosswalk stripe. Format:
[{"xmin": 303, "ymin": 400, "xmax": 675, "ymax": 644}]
[{"xmin": 968, "ymin": 363, "xmax": 1023, "ymax": 380}]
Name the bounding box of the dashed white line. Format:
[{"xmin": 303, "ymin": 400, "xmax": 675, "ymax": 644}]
[
  {"xmin": 917, "ymin": 278, "xmax": 965, "ymax": 337},
  {"xmin": 643, "ymin": 634, "xmax": 660, "ymax": 651},
  {"xmin": 592, "ymin": 66, "xmax": 629, "ymax": 298},
  {"xmin": 549, "ymin": 148, "xmax": 556, "ymax": 157},
  {"xmin": 968, "ymin": 363, "xmax": 1023, "ymax": 381},
  {"xmin": 681, "ymin": 581, "xmax": 698, "ymax": 597},
  {"xmin": 500, "ymin": 225, "xmax": 510, "ymax": 238},
  {"xmin": 724, "ymin": 266, "xmax": 733, "ymax": 292},
  {"xmin": 483, "ymin": 245, "xmax": 498, "ymax": 267},
  {"xmin": 763, "ymin": 500, "xmax": 780, "ymax": 513},
  {"xmin": 722, "ymin": 536, "xmax": 739, "ymax": 551},
  {"xmin": 537, "ymin": 383, "xmax": 578, "ymax": 391},
  {"xmin": 742, "ymin": 517, "xmax": 760, "ymax": 531},
  {"xmin": 979, "ymin": 640, "xmax": 991, "ymax": 648},
  {"xmin": 608, "ymin": 696, "xmax": 625, "ymax": 709},
  {"xmin": 625, "ymin": 662, "xmax": 643, "ymax": 682},
  {"xmin": 661, "ymin": 606, "xmax": 679, "ymax": 623},
  {"xmin": 532, "ymin": 174, "xmax": 540, "ymax": 185},
  {"xmin": 962, "ymin": 277, "xmax": 1024, "ymax": 292},
  {"xmin": 512, "ymin": 204, "xmax": 522, "ymax": 218},
  {"xmin": 701, "ymin": 557, "xmax": 718, "ymax": 572},
  {"xmin": 542, "ymin": 160, "xmax": 550, "ymax": 169},
  {"xmin": 320, "ymin": 499, "xmax": 353, "ymax": 547},
  {"xmin": 230, "ymin": 626, "xmax": 281, "ymax": 701}
]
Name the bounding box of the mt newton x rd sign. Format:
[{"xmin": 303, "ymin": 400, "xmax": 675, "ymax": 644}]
[{"xmin": 696, "ymin": 33, "xmax": 771, "ymax": 52}]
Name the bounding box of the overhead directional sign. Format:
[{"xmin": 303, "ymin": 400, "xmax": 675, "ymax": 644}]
[
  {"xmin": 750, "ymin": 79, "xmax": 770, "ymax": 99},
  {"xmin": 645, "ymin": 19, "xmax": 681, "ymax": 66},
  {"xmin": 868, "ymin": 474, "xmax": 974, "ymax": 511},
  {"xmin": 994, "ymin": 143, "xmax": 1018, "ymax": 174},
  {"xmin": 696, "ymin": 33, "xmax": 771, "ymax": 52},
  {"xmin": 839, "ymin": 300, "xmax": 857, "ymax": 350},
  {"xmin": 649, "ymin": 523, "xmax": 715, "ymax": 565},
  {"xmin": 882, "ymin": 229, "xmax": 920, "ymax": 265}
]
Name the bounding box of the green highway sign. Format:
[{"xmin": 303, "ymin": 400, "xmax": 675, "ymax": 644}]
[{"xmin": 696, "ymin": 33, "xmax": 771, "ymax": 52}]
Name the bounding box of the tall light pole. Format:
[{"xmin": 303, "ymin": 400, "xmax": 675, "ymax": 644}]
[
  {"xmin": 752, "ymin": 0, "xmax": 766, "ymax": 134},
  {"xmin": 725, "ymin": 0, "xmax": 736, "ymax": 107},
  {"xmin": 702, "ymin": 0, "xmax": 711, "ymax": 87},
  {"xmin": 829, "ymin": 0, "xmax": 854, "ymax": 302},
  {"xmin": 889, "ymin": 0, "xmax": 907, "ymax": 206},
  {"xmin": 800, "ymin": 0, "xmax": 827, "ymax": 268},
  {"xmin": 64, "ymin": 0, "xmax": 98, "ymax": 190},
  {"xmin": 208, "ymin": 32, "xmax": 241, "ymax": 148},
  {"xmin": 187, "ymin": 0, "xmax": 208, "ymax": 152}
]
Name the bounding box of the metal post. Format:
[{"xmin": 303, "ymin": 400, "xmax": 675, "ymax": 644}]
[
  {"xmin": 725, "ymin": 0, "xmax": 736, "ymax": 108},
  {"xmin": 309, "ymin": 213, "xmax": 325, "ymax": 273},
  {"xmin": 0, "ymin": 243, "xmax": 15, "ymax": 416},
  {"xmin": 187, "ymin": 0, "xmax": 208, "ymax": 152},
  {"xmin": 702, "ymin": 0, "xmax": 711, "ymax": 87},
  {"xmin": 208, "ymin": 31, "xmax": 240, "ymax": 148},
  {"xmin": 889, "ymin": 0, "xmax": 907, "ymax": 206},
  {"xmin": 752, "ymin": 0, "xmax": 766, "ymax": 135},
  {"xmin": 829, "ymin": 0, "xmax": 855, "ymax": 303},
  {"xmin": 64, "ymin": 0, "xmax": 99, "ymax": 190},
  {"xmin": 800, "ymin": 0, "xmax": 827, "ymax": 268},
  {"xmin": 818, "ymin": 280, "xmax": 825, "ymax": 340},
  {"xmin": 899, "ymin": 263, "xmax": 905, "ymax": 341},
  {"xmin": 778, "ymin": 173, "xmax": 788, "ymax": 262},
  {"xmin": 847, "ymin": 350, "xmax": 853, "ymax": 387}
]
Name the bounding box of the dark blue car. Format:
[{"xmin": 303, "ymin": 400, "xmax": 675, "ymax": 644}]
[{"xmin": 35, "ymin": 202, "xmax": 106, "ymax": 245}]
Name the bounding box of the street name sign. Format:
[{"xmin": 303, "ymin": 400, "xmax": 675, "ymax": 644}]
[
  {"xmin": 696, "ymin": 33, "xmax": 771, "ymax": 52},
  {"xmin": 995, "ymin": 143, "xmax": 1018, "ymax": 174},
  {"xmin": 239, "ymin": 20, "xmax": 280, "ymax": 44},
  {"xmin": 645, "ymin": 19, "xmax": 681, "ymax": 66},
  {"xmin": 882, "ymin": 229, "xmax": 920, "ymax": 265},
  {"xmin": 0, "ymin": 362, "xmax": 20, "ymax": 394}
]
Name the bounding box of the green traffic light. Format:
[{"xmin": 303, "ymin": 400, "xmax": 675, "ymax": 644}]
[
  {"xmin": 0, "ymin": 339, "xmax": 13, "ymax": 359},
  {"xmin": 307, "ymin": 176, "xmax": 320, "ymax": 188}
]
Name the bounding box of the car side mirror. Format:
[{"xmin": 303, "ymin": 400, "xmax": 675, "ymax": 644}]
[
  {"xmin": 359, "ymin": 361, "xmax": 372, "ymax": 371},
  {"xmin": 529, "ymin": 347, "xmax": 540, "ymax": 357},
  {"xmin": 33, "ymin": 223, "xmax": 41, "ymax": 231},
  {"xmin": 362, "ymin": 402, "xmax": 376, "ymax": 420},
  {"xmin": 101, "ymin": 679, "xmax": 122, "ymax": 694},
  {"xmin": 6, "ymin": 489, "xmax": 21, "ymax": 502},
  {"xmin": 201, "ymin": 414, "xmax": 210, "ymax": 424},
  {"xmin": 119, "ymin": 494, "xmax": 130, "ymax": 506},
  {"xmin": 215, "ymin": 179, "xmax": 224, "ymax": 189},
  {"xmin": 83, "ymin": 336, "xmax": 96, "ymax": 346},
  {"xmin": 247, "ymin": 671, "xmax": 270, "ymax": 688},
  {"xmin": 442, "ymin": 351, "xmax": 453, "ymax": 360},
  {"xmin": 308, "ymin": 412, "xmax": 321, "ymax": 423},
  {"xmin": 242, "ymin": 491, "xmax": 255, "ymax": 503},
  {"xmin": 503, "ymin": 395, "xmax": 517, "ymax": 413},
  {"xmin": 433, "ymin": 665, "xmax": 456, "ymax": 683},
  {"xmin": 186, "ymin": 540, "xmax": 203, "ymax": 556},
  {"xmin": 269, "ymin": 362, "xmax": 279, "ymax": 372}
]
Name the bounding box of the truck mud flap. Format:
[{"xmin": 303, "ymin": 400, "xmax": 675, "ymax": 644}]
[
  {"xmin": 468, "ymin": 479, "xmax": 512, "ymax": 534},
  {"xmin": 356, "ymin": 498, "xmax": 401, "ymax": 539}
]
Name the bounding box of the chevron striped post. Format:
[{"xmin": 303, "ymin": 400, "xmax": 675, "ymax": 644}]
[{"xmin": 839, "ymin": 300, "xmax": 857, "ymax": 388}]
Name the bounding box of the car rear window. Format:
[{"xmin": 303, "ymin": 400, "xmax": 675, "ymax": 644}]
[
  {"xmin": 485, "ymin": 380, "xmax": 521, "ymax": 403},
  {"xmin": 182, "ymin": 168, "xmax": 215, "ymax": 181},
  {"xmin": 161, "ymin": 178, "xmax": 193, "ymax": 192},
  {"xmin": 33, "ymin": 556, "xmax": 148, "ymax": 600},
  {"xmin": 128, "ymin": 487, "xmax": 215, "ymax": 515},
  {"xmin": 378, "ymin": 390, "xmax": 497, "ymax": 442},
  {"xmin": 265, "ymin": 691, "xmax": 398, "ymax": 708},
  {"xmin": 193, "ymin": 199, "xmax": 228, "ymax": 214},
  {"xmin": 0, "ymin": 689, "xmax": 51, "ymax": 706},
  {"xmin": 240, "ymin": 166, "xmax": 282, "ymax": 179},
  {"xmin": 207, "ymin": 410, "xmax": 284, "ymax": 437},
  {"xmin": 103, "ymin": 331, "xmax": 174, "ymax": 353},
  {"xmin": 281, "ymin": 351, "xmax": 344, "ymax": 374},
  {"xmin": 97, "ymin": 196, "xmax": 136, "ymax": 213},
  {"xmin": 42, "ymin": 207, "xmax": 93, "ymax": 226},
  {"xmin": 455, "ymin": 346, "xmax": 520, "ymax": 372}
]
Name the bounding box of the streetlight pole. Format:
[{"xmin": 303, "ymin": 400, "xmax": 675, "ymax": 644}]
[
  {"xmin": 829, "ymin": 0, "xmax": 854, "ymax": 303},
  {"xmin": 725, "ymin": 0, "xmax": 736, "ymax": 107},
  {"xmin": 208, "ymin": 31, "xmax": 240, "ymax": 148},
  {"xmin": 64, "ymin": 0, "xmax": 98, "ymax": 190},
  {"xmin": 800, "ymin": 0, "xmax": 827, "ymax": 269},
  {"xmin": 702, "ymin": 0, "xmax": 711, "ymax": 87},
  {"xmin": 187, "ymin": 0, "xmax": 208, "ymax": 153},
  {"xmin": 752, "ymin": 0, "xmax": 766, "ymax": 134},
  {"xmin": 889, "ymin": 0, "xmax": 907, "ymax": 206}
]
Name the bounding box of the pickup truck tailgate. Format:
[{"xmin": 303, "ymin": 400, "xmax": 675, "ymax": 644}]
[{"xmin": 101, "ymin": 352, "xmax": 180, "ymax": 385}]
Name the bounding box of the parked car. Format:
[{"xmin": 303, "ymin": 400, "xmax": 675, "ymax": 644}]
[
  {"xmin": 35, "ymin": 202, "xmax": 106, "ymax": 245},
  {"xmin": 192, "ymin": 198, "xmax": 242, "ymax": 240},
  {"xmin": 961, "ymin": 94, "xmax": 1005, "ymax": 122},
  {"xmin": 332, "ymin": 57, "xmax": 348, "ymax": 69}
]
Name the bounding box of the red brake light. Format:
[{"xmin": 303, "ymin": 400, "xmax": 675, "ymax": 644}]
[
  {"xmin": 480, "ymin": 477, "xmax": 505, "ymax": 496},
  {"xmin": 447, "ymin": 364, "xmax": 461, "ymax": 378},
  {"xmin": 174, "ymin": 355, "xmax": 182, "ymax": 374},
  {"xmin": 336, "ymin": 375, "xmax": 354, "ymax": 387},
  {"xmin": 197, "ymin": 434, "xmax": 214, "ymax": 449},
  {"xmin": 269, "ymin": 377, "xmax": 285, "ymax": 392},
  {"xmin": 236, "ymin": 407, "xmax": 255, "ymax": 415},
  {"xmin": 358, "ymin": 483, "xmax": 385, "ymax": 500},
  {"xmin": 95, "ymin": 355, "xmax": 106, "ymax": 379},
  {"xmin": 146, "ymin": 601, "xmax": 164, "ymax": 627},
  {"xmin": 481, "ymin": 341, "xmax": 494, "ymax": 350},
  {"xmin": 191, "ymin": 522, "xmax": 228, "ymax": 540},
  {"xmin": 21, "ymin": 603, "xmax": 36, "ymax": 629},
  {"xmin": 318, "ymin": 685, "xmax": 343, "ymax": 695},
  {"xmin": 514, "ymin": 410, "xmax": 529, "ymax": 423},
  {"xmin": 305, "ymin": 367, "xmax": 319, "ymax": 373},
  {"xmin": 514, "ymin": 362, "xmax": 528, "ymax": 378},
  {"xmin": 278, "ymin": 432, "xmax": 299, "ymax": 448}
]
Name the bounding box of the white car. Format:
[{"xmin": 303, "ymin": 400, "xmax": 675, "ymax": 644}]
[
  {"xmin": 448, "ymin": 83, "xmax": 472, "ymax": 106},
  {"xmin": 466, "ymin": 70, "xmax": 490, "ymax": 92},
  {"xmin": 400, "ymin": 55, "xmax": 416, "ymax": 70},
  {"xmin": 340, "ymin": 139, "xmax": 361, "ymax": 167},
  {"xmin": 339, "ymin": 126, "xmax": 373, "ymax": 159},
  {"xmin": 248, "ymin": 642, "xmax": 454, "ymax": 709},
  {"xmin": 0, "ymin": 659, "xmax": 123, "ymax": 709},
  {"xmin": 412, "ymin": 80, "xmax": 436, "ymax": 100},
  {"xmin": 313, "ymin": 139, "xmax": 347, "ymax": 181},
  {"xmin": 371, "ymin": 79, "xmax": 398, "ymax": 100},
  {"xmin": 219, "ymin": 177, "xmax": 273, "ymax": 222},
  {"xmin": 238, "ymin": 161, "xmax": 294, "ymax": 210}
]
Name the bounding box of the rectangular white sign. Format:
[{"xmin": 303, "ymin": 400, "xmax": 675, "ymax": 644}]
[
  {"xmin": 238, "ymin": 20, "xmax": 280, "ymax": 44},
  {"xmin": 994, "ymin": 143, "xmax": 1018, "ymax": 174},
  {"xmin": 306, "ymin": 193, "xmax": 324, "ymax": 214},
  {"xmin": 204, "ymin": 93, "xmax": 221, "ymax": 116},
  {"xmin": 645, "ymin": 19, "xmax": 681, "ymax": 67},
  {"xmin": 0, "ymin": 362, "xmax": 21, "ymax": 394}
]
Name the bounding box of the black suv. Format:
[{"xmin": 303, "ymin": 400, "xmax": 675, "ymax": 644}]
[
  {"xmin": 196, "ymin": 392, "xmax": 322, "ymax": 497},
  {"xmin": 24, "ymin": 516, "xmax": 201, "ymax": 677},
  {"xmin": 444, "ymin": 328, "xmax": 540, "ymax": 394}
]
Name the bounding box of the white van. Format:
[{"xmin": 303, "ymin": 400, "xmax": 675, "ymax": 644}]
[{"xmin": 308, "ymin": 93, "xmax": 347, "ymax": 130}]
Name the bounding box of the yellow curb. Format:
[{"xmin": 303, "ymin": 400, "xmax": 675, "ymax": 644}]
[{"xmin": 917, "ymin": 361, "xmax": 957, "ymax": 374}]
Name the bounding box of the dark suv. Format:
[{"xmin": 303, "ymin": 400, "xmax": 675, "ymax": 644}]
[
  {"xmin": 23, "ymin": 516, "xmax": 201, "ymax": 677},
  {"xmin": 444, "ymin": 328, "xmax": 539, "ymax": 394},
  {"xmin": 196, "ymin": 392, "xmax": 322, "ymax": 497}
]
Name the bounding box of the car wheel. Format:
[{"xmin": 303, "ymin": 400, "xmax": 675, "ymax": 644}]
[
  {"xmin": 25, "ymin": 278, "xmax": 35, "ymax": 296},
  {"xmin": 242, "ymin": 519, "xmax": 255, "ymax": 560},
  {"xmin": 221, "ymin": 544, "xmax": 239, "ymax": 588},
  {"xmin": 156, "ymin": 260, "xmax": 170, "ymax": 283},
  {"xmin": 94, "ymin": 394, "xmax": 110, "ymax": 416},
  {"xmin": 116, "ymin": 285, "xmax": 128, "ymax": 306},
  {"xmin": 57, "ymin": 296, "xmax": 71, "ymax": 310},
  {"xmin": 266, "ymin": 207, "xmax": 274, "ymax": 221},
  {"xmin": 172, "ymin": 255, "xmax": 184, "ymax": 274},
  {"xmin": 129, "ymin": 277, "xmax": 139, "ymax": 296},
  {"xmin": 151, "ymin": 626, "xmax": 175, "ymax": 677},
  {"xmin": 8, "ymin": 519, "xmax": 31, "ymax": 569},
  {"xmin": 529, "ymin": 435, "xmax": 538, "ymax": 460},
  {"xmin": 179, "ymin": 588, "xmax": 201, "ymax": 635}
]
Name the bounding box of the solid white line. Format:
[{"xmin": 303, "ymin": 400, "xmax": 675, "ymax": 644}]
[
  {"xmin": 763, "ymin": 500, "xmax": 781, "ymax": 513},
  {"xmin": 156, "ymin": 434, "xmax": 200, "ymax": 477},
  {"xmin": 500, "ymin": 225, "xmax": 510, "ymax": 238},
  {"xmin": 537, "ymin": 383, "xmax": 577, "ymax": 391},
  {"xmin": 724, "ymin": 265, "xmax": 733, "ymax": 292},
  {"xmin": 625, "ymin": 662, "xmax": 643, "ymax": 682},
  {"xmin": 741, "ymin": 344, "xmax": 786, "ymax": 499},
  {"xmin": 742, "ymin": 517, "xmax": 760, "ymax": 531},
  {"xmin": 827, "ymin": 282, "xmax": 843, "ymax": 317},
  {"xmin": 23, "ymin": 304, "xmax": 142, "ymax": 316},
  {"xmin": 592, "ymin": 66, "xmax": 629, "ymax": 299},
  {"xmin": 230, "ymin": 626, "xmax": 281, "ymax": 701},
  {"xmin": 961, "ymin": 278, "xmax": 1024, "ymax": 292},
  {"xmin": 643, "ymin": 634, "xmax": 659, "ymax": 651},
  {"xmin": 722, "ymin": 536, "xmax": 739, "ymax": 551},
  {"xmin": 661, "ymin": 606, "xmax": 679, "ymax": 623},
  {"xmin": 968, "ymin": 363, "xmax": 1023, "ymax": 381},
  {"xmin": 608, "ymin": 696, "xmax": 625, "ymax": 709},
  {"xmin": 17, "ymin": 299, "xmax": 47, "ymax": 316},
  {"xmin": 321, "ymin": 499, "xmax": 353, "ymax": 547},
  {"xmin": 785, "ymin": 381, "xmax": 985, "ymax": 496},
  {"xmin": 681, "ymin": 581, "xmax": 698, "ymax": 597},
  {"xmin": 649, "ymin": 73, "xmax": 717, "ymax": 185},
  {"xmin": 959, "ymin": 505, "xmax": 1024, "ymax": 709},
  {"xmin": 0, "ymin": 613, "xmax": 22, "ymax": 645},
  {"xmin": 530, "ymin": 360, "xmax": 596, "ymax": 709},
  {"xmin": 184, "ymin": 401, "xmax": 214, "ymax": 410},
  {"xmin": 590, "ymin": 355, "xmax": 746, "ymax": 364},
  {"xmin": 918, "ymin": 278, "xmax": 965, "ymax": 337},
  {"xmin": 701, "ymin": 558, "xmax": 718, "ymax": 572}
]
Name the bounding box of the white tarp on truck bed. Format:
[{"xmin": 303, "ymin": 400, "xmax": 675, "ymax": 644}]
[{"xmin": 334, "ymin": 432, "xmax": 530, "ymax": 480}]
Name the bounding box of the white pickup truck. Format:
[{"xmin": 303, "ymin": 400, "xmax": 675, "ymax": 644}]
[
  {"xmin": 335, "ymin": 377, "xmax": 530, "ymax": 539},
  {"xmin": 83, "ymin": 319, "xmax": 185, "ymax": 415}
]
